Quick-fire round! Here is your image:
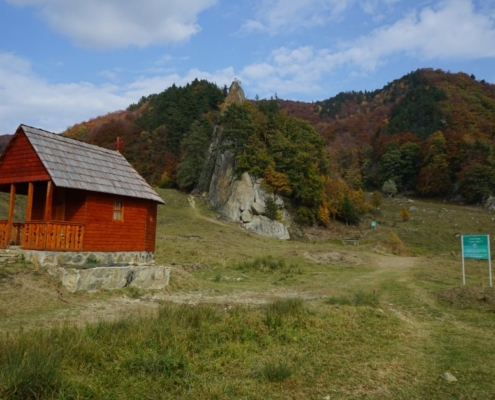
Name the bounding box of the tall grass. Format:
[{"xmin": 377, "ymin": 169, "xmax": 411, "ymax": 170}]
[
  {"xmin": 4, "ymin": 190, "xmax": 495, "ymax": 398},
  {"xmin": 0, "ymin": 299, "xmax": 408, "ymax": 398},
  {"xmin": 0, "ymin": 331, "xmax": 63, "ymax": 400},
  {"xmin": 263, "ymin": 297, "xmax": 305, "ymax": 331},
  {"xmin": 235, "ymin": 256, "xmax": 300, "ymax": 276}
]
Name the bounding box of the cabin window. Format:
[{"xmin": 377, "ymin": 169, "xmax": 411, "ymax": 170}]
[{"xmin": 113, "ymin": 200, "xmax": 123, "ymax": 221}]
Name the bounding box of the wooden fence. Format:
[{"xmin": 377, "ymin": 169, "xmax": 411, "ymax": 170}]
[{"xmin": 19, "ymin": 222, "xmax": 85, "ymax": 251}]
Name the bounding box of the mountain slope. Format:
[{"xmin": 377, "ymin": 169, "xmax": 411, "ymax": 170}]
[
  {"xmin": 280, "ymin": 69, "xmax": 495, "ymax": 201},
  {"xmin": 63, "ymin": 69, "xmax": 495, "ymax": 207}
]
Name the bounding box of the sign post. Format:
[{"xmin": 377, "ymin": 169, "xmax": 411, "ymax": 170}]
[{"xmin": 461, "ymin": 235, "xmax": 492, "ymax": 287}]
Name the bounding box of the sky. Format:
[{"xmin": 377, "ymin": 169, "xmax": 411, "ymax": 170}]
[{"xmin": 0, "ymin": 0, "xmax": 494, "ymax": 134}]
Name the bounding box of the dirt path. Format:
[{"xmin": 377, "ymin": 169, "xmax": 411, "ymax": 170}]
[{"xmin": 0, "ymin": 251, "xmax": 425, "ymax": 332}]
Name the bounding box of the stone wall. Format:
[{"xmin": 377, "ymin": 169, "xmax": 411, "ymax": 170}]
[
  {"xmin": 22, "ymin": 250, "xmax": 154, "ymax": 275},
  {"xmin": 20, "ymin": 249, "xmax": 171, "ymax": 293},
  {"xmin": 59, "ymin": 265, "xmax": 171, "ymax": 293}
]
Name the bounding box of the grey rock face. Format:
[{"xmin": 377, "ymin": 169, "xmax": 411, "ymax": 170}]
[
  {"xmin": 202, "ymin": 81, "xmax": 290, "ymax": 240},
  {"xmin": 251, "ymin": 201, "xmax": 265, "ymax": 215},
  {"xmin": 244, "ymin": 216, "xmax": 290, "ymax": 240},
  {"xmin": 209, "ymin": 168, "xmax": 290, "ymax": 240},
  {"xmin": 484, "ymin": 196, "xmax": 495, "ymax": 211},
  {"xmin": 241, "ymin": 209, "xmax": 254, "ymax": 223}
]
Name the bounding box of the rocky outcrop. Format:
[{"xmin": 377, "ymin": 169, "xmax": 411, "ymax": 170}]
[
  {"xmin": 484, "ymin": 196, "xmax": 495, "ymax": 211},
  {"xmin": 210, "ymin": 172, "xmax": 290, "ymax": 240},
  {"xmin": 219, "ymin": 80, "xmax": 245, "ymax": 113},
  {"xmin": 200, "ymin": 80, "xmax": 291, "ymax": 240}
]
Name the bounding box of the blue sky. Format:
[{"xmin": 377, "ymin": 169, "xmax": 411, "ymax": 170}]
[{"xmin": 0, "ymin": 0, "xmax": 494, "ymax": 134}]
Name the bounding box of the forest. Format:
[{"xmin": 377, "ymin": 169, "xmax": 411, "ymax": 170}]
[{"xmin": 57, "ymin": 69, "xmax": 495, "ymax": 225}]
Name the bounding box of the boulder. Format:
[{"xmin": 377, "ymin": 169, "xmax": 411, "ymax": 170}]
[
  {"xmin": 241, "ymin": 209, "xmax": 253, "ymax": 223},
  {"xmin": 222, "ymin": 172, "xmax": 255, "ymax": 221},
  {"xmin": 440, "ymin": 372, "xmax": 457, "ymax": 382},
  {"xmin": 244, "ymin": 216, "xmax": 290, "ymax": 240},
  {"xmin": 251, "ymin": 201, "xmax": 265, "ymax": 215}
]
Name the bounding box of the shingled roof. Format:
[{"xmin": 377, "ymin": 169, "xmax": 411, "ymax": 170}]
[{"xmin": 19, "ymin": 124, "xmax": 164, "ymax": 204}]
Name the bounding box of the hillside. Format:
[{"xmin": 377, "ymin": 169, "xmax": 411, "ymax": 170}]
[
  {"xmin": 61, "ymin": 69, "xmax": 495, "ymax": 212},
  {"xmin": 64, "ymin": 79, "xmax": 227, "ymax": 185},
  {"xmin": 302, "ymin": 69, "xmax": 495, "ymax": 201},
  {"xmin": 0, "ymin": 134, "xmax": 11, "ymax": 154},
  {"xmin": 1, "ymin": 69, "xmax": 493, "ymax": 230},
  {"xmin": 2, "ymin": 189, "xmax": 495, "ymax": 398}
]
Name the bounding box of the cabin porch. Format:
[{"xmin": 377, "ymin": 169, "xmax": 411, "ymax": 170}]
[{"xmin": 0, "ymin": 181, "xmax": 85, "ymax": 251}]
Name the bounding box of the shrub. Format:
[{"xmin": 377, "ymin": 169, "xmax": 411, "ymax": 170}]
[
  {"xmin": 341, "ymin": 194, "xmax": 360, "ymax": 225},
  {"xmin": 382, "ymin": 179, "xmax": 398, "ymax": 197},
  {"xmin": 385, "ymin": 231, "xmax": 406, "ymax": 255},
  {"xmin": 371, "ymin": 191, "xmax": 383, "ymax": 208},
  {"xmin": 264, "ymin": 196, "xmax": 279, "ymax": 221}
]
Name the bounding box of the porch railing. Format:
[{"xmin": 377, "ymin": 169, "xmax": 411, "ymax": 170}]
[
  {"xmin": 21, "ymin": 222, "xmax": 85, "ymax": 251},
  {"xmin": 0, "ymin": 221, "xmax": 7, "ymax": 248},
  {"xmin": 0, "ymin": 222, "xmax": 22, "ymax": 246}
]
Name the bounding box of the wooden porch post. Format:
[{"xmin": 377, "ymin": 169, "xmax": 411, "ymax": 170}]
[
  {"xmin": 44, "ymin": 181, "xmax": 53, "ymax": 221},
  {"xmin": 6, "ymin": 184, "xmax": 16, "ymax": 246},
  {"xmin": 26, "ymin": 182, "xmax": 34, "ymax": 221}
]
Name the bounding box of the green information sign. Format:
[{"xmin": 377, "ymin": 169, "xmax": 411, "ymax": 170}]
[{"xmin": 462, "ymin": 235, "xmax": 490, "ymax": 260}]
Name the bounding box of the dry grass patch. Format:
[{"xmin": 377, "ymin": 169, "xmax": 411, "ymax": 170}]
[{"xmin": 436, "ymin": 286, "xmax": 495, "ymax": 311}]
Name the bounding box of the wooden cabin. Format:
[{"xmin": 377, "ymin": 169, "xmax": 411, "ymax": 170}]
[{"xmin": 0, "ymin": 124, "xmax": 164, "ymax": 254}]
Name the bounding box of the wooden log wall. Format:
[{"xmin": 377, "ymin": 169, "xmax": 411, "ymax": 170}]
[
  {"xmin": 83, "ymin": 192, "xmax": 151, "ymax": 252},
  {"xmin": 0, "ymin": 132, "xmax": 50, "ymax": 184},
  {"xmin": 145, "ymin": 202, "xmax": 157, "ymax": 252}
]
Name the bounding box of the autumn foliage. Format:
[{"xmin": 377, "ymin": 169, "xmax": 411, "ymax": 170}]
[{"xmin": 57, "ymin": 68, "xmax": 495, "ymax": 229}]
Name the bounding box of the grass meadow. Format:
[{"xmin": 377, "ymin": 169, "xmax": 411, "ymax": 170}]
[{"xmin": 1, "ymin": 189, "xmax": 495, "ymax": 399}]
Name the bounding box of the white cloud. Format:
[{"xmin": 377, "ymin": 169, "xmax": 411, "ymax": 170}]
[
  {"xmin": 6, "ymin": 0, "xmax": 217, "ymax": 48},
  {"xmin": 241, "ymin": 0, "xmax": 403, "ymax": 34},
  {"xmin": 241, "ymin": 0, "xmax": 353, "ymax": 34},
  {"xmin": 0, "ymin": 53, "xmax": 131, "ymax": 133},
  {"xmin": 342, "ymin": 0, "xmax": 495, "ymax": 67},
  {"xmin": 0, "ymin": 53, "xmax": 235, "ymax": 134},
  {"xmin": 239, "ymin": 0, "xmax": 495, "ymax": 97},
  {"xmin": 240, "ymin": 47, "xmax": 324, "ymax": 98}
]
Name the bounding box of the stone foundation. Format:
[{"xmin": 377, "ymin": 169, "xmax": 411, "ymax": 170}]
[
  {"xmin": 22, "ymin": 250, "xmax": 155, "ymax": 271},
  {"xmin": 59, "ymin": 265, "xmax": 171, "ymax": 293},
  {"xmin": 20, "ymin": 250, "xmax": 170, "ymax": 293}
]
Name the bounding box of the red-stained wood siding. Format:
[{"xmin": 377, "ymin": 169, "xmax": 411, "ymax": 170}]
[
  {"xmin": 65, "ymin": 189, "xmax": 87, "ymax": 222},
  {"xmin": 145, "ymin": 202, "xmax": 157, "ymax": 252},
  {"xmin": 0, "ymin": 132, "xmax": 50, "ymax": 184},
  {"xmin": 83, "ymin": 192, "xmax": 150, "ymax": 252},
  {"xmin": 30, "ymin": 182, "xmax": 47, "ymax": 220}
]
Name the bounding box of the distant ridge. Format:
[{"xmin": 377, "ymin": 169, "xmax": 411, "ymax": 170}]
[{"xmin": 0, "ymin": 134, "xmax": 12, "ymax": 154}]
